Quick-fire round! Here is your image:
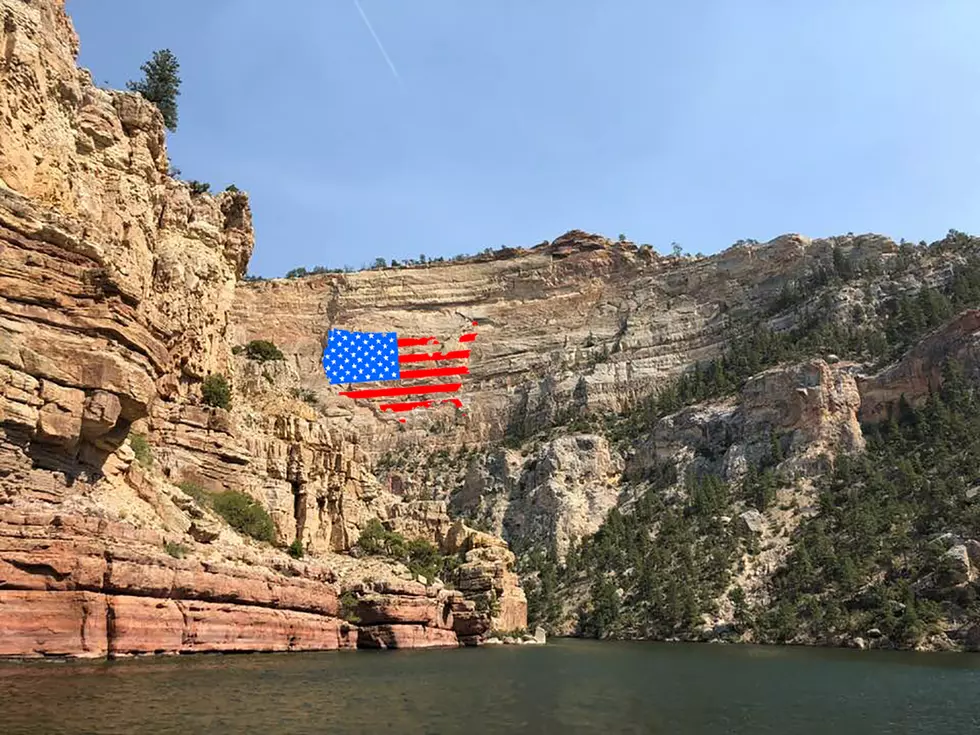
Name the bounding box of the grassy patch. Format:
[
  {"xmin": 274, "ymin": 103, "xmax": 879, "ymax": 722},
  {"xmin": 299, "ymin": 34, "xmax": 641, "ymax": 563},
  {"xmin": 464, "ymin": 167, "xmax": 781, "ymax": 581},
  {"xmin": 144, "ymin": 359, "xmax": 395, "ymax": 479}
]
[
  {"xmin": 164, "ymin": 541, "xmax": 189, "ymax": 559},
  {"xmin": 177, "ymin": 480, "xmax": 211, "ymax": 507},
  {"xmin": 210, "ymin": 491, "xmax": 276, "ymax": 543},
  {"xmin": 129, "ymin": 433, "xmax": 152, "ymax": 468}
]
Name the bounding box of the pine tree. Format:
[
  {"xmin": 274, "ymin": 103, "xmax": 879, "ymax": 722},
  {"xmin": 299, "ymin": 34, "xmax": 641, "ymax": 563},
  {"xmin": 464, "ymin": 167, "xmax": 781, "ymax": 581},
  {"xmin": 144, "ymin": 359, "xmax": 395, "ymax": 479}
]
[{"xmin": 127, "ymin": 49, "xmax": 181, "ymax": 132}]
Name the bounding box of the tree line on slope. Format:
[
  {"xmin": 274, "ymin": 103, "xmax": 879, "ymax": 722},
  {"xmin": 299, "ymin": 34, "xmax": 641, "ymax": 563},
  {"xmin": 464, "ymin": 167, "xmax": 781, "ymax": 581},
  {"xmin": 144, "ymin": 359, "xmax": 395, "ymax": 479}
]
[
  {"xmin": 525, "ymin": 358, "xmax": 980, "ymax": 647},
  {"xmin": 521, "ymin": 230, "xmax": 980, "ymax": 647},
  {"xmin": 604, "ymin": 232, "xmax": 980, "ymax": 448}
]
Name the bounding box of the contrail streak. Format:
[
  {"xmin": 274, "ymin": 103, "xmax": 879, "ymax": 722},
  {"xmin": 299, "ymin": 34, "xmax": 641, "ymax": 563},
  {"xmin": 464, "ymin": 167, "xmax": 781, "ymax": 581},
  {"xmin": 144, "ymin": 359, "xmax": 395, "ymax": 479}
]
[{"xmin": 353, "ymin": 0, "xmax": 402, "ymax": 85}]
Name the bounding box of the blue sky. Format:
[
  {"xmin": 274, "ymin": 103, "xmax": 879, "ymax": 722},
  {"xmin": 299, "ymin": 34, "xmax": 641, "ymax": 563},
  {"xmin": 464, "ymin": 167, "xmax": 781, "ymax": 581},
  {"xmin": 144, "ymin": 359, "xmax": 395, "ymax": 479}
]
[{"xmin": 67, "ymin": 1, "xmax": 980, "ymax": 277}]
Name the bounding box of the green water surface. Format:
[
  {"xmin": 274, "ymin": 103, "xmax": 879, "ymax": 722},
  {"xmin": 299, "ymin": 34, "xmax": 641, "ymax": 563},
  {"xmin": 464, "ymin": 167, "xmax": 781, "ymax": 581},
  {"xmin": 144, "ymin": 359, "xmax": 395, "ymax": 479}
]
[{"xmin": 2, "ymin": 639, "xmax": 979, "ymax": 734}]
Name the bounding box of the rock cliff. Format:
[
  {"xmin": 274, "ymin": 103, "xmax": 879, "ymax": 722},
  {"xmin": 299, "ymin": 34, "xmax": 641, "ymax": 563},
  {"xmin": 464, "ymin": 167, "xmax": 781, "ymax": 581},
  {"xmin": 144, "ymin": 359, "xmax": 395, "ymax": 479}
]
[
  {"xmin": 231, "ymin": 222, "xmax": 980, "ymax": 649},
  {"xmin": 0, "ymin": 0, "xmax": 519, "ymax": 658},
  {"xmin": 4, "ymin": 0, "xmax": 980, "ymax": 658}
]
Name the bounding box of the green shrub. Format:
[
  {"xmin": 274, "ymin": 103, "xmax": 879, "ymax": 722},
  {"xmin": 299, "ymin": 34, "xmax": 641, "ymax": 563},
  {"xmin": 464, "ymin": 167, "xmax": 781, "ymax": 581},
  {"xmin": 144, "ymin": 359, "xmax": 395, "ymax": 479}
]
[
  {"xmin": 210, "ymin": 490, "xmax": 276, "ymax": 543},
  {"xmin": 188, "ymin": 180, "xmax": 210, "ymax": 195},
  {"xmin": 177, "ymin": 480, "xmax": 210, "ymax": 507},
  {"xmin": 356, "ymin": 519, "xmax": 460, "ymax": 582},
  {"xmin": 231, "ymin": 345, "xmax": 243, "ymax": 355},
  {"xmin": 201, "ymin": 374, "xmax": 231, "ymax": 409},
  {"xmin": 287, "ymin": 538, "xmax": 305, "ymax": 559},
  {"xmin": 406, "ymin": 537, "xmax": 442, "ymax": 581},
  {"xmin": 245, "ymin": 339, "xmax": 284, "ymax": 362},
  {"xmin": 130, "ymin": 433, "xmax": 152, "ymax": 467},
  {"xmin": 356, "ymin": 518, "xmax": 403, "ymax": 556},
  {"xmin": 290, "ymin": 387, "xmax": 318, "ymax": 406},
  {"xmin": 164, "ymin": 541, "xmax": 189, "ymax": 559},
  {"xmin": 225, "ymin": 184, "xmax": 240, "ymax": 193},
  {"xmin": 340, "ymin": 591, "xmax": 361, "ymax": 624}
]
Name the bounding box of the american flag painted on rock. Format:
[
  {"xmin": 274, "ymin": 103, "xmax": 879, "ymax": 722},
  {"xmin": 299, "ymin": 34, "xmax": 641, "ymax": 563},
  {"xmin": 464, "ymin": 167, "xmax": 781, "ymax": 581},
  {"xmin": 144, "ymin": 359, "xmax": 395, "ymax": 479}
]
[{"xmin": 322, "ymin": 322, "xmax": 477, "ymax": 420}]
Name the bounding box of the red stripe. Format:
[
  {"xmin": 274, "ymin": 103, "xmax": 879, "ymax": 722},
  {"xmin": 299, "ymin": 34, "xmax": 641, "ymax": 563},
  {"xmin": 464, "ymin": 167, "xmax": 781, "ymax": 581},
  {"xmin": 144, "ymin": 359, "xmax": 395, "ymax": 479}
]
[
  {"xmin": 459, "ymin": 333, "xmax": 477, "ymax": 343},
  {"xmin": 399, "ymin": 366, "xmax": 469, "ymax": 379},
  {"xmin": 397, "ymin": 337, "xmax": 438, "ymax": 347},
  {"xmin": 399, "ymin": 350, "xmax": 470, "ymax": 364},
  {"xmin": 380, "ymin": 396, "xmax": 465, "ymax": 413},
  {"xmin": 340, "ymin": 382, "xmax": 462, "ymax": 400},
  {"xmin": 380, "ymin": 400, "xmax": 433, "ymax": 413}
]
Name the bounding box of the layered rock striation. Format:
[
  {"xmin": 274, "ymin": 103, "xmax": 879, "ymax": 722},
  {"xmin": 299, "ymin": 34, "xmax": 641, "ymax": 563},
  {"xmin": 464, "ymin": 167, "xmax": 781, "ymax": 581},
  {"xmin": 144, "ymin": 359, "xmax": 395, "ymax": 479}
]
[{"xmin": 0, "ymin": 0, "xmax": 521, "ymax": 657}]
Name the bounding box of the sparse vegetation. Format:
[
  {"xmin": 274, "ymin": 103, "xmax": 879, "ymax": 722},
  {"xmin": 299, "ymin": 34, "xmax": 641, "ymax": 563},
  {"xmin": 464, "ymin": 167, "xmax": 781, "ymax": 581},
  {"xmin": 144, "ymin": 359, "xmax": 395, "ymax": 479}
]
[
  {"xmin": 290, "ymin": 387, "xmax": 318, "ymax": 407},
  {"xmin": 287, "ymin": 538, "xmax": 305, "ymax": 559},
  {"xmin": 210, "ymin": 490, "xmax": 276, "ymax": 544},
  {"xmin": 126, "ymin": 49, "xmax": 181, "ymax": 132},
  {"xmin": 225, "ymin": 184, "xmax": 240, "ymax": 193},
  {"xmin": 355, "ymin": 519, "xmax": 459, "ymax": 581},
  {"xmin": 201, "ymin": 374, "xmax": 231, "ymax": 409},
  {"xmin": 340, "ymin": 591, "xmax": 361, "ymax": 624},
  {"xmin": 129, "ymin": 433, "xmax": 152, "ymax": 468},
  {"xmin": 178, "ymin": 481, "xmax": 210, "ymax": 507},
  {"xmin": 188, "ymin": 180, "xmax": 211, "ymax": 196},
  {"xmin": 164, "ymin": 541, "xmax": 189, "ymax": 559},
  {"xmin": 244, "ymin": 339, "xmax": 284, "ymax": 362}
]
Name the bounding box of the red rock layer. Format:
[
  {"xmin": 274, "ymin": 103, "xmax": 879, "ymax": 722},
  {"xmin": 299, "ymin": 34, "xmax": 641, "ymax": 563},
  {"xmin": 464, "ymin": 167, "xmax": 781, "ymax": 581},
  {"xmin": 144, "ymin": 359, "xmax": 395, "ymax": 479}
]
[
  {"xmin": 357, "ymin": 624, "xmax": 460, "ymax": 650},
  {"xmin": 0, "ymin": 591, "xmax": 358, "ymax": 658},
  {"xmin": 348, "ymin": 578, "xmax": 491, "ymax": 649},
  {"xmin": 0, "ymin": 511, "xmax": 488, "ymax": 658}
]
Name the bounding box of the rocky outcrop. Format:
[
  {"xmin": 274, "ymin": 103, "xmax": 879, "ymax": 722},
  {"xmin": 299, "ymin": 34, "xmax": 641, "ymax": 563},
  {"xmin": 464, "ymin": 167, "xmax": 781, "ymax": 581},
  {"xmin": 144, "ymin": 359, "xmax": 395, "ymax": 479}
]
[
  {"xmin": 857, "ymin": 309, "xmax": 980, "ymax": 423},
  {"xmin": 345, "ymin": 577, "xmax": 488, "ymax": 648},
  {"xmin": 0, "ymin": 0, "xmax": 523, "ymax": 658},
  {"xmin": 230, "ymin": 233, "xmax": 904, "ymax": 452},
  {"xmin": 0, "ymin": 509, "xmax": 358, "ymax": 657},
  {"xmin": 627, "ymin": 359, "xmax": 865, "ymax": 487},
  {"xmin": 450, "ymin": 436, "xmax": 623, "ymax": 558}
]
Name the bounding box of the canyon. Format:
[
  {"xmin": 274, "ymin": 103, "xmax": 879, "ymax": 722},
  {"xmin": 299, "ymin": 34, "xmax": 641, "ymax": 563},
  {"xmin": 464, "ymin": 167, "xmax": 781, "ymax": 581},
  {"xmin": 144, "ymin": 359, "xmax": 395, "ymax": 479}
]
[{"xmin": 3, "ymin": 0, "xmax": 980, "ymax": 659}]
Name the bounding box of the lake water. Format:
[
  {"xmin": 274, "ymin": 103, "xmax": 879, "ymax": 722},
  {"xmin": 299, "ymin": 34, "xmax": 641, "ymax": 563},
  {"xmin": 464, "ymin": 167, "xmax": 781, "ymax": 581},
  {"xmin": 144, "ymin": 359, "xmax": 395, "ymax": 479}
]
[{"xmin": 2, "ymin": 639, "xmax": 979, "ymax": 734}]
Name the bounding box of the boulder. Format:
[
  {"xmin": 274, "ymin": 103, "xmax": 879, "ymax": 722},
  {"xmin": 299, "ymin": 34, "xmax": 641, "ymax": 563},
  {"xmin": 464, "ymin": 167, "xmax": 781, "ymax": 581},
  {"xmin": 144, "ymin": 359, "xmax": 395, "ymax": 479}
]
[
  {"xmin": 187, "ymin": 521, "xmax": 221, "ymax": 544},
  {"xmin": 738, "ymin": 510, "xmax": 767, "ymax": 535},
  {"xmin": 940, "ymin": 545, "xmax": 972, "ymax": 586},
  {"xmin": 81, "ymin": 391, "xmax": 122, "ymax": 439},
  {"xmin": 964, "ymin": 539, "xmax": 980, "ymax": 570}
]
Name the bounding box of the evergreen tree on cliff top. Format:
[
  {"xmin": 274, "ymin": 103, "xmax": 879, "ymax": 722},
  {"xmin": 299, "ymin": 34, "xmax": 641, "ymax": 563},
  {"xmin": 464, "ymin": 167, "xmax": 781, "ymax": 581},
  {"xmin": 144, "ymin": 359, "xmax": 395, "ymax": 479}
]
[{"xmin": 126, "ymin": 49, "xmax": 181, "ymax": 132}]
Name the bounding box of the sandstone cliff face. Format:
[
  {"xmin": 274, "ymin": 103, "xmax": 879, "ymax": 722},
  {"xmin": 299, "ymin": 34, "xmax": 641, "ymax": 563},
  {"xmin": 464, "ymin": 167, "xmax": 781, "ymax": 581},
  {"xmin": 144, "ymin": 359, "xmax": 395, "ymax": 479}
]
[
  {"xmin": 857, "ymin": 309, "xmax": 980, "ymax": 424},
  {"xmin": 230, "ymin": 231, "xmax": 898, "ymax": 445},
  {"xmin": 627, "ymin": 358, "xmax": 865, "ymax": 486},
  {"xmin": 4, "ymin": 0, "xmax": 977, "ymax": 658},
  {"xmin": 228, "ymin": 230, "xmax": 909, "ymax": 556},
  {"xmin": 0, "ymin": 0, "xmax": 519, "ymax": 657}
]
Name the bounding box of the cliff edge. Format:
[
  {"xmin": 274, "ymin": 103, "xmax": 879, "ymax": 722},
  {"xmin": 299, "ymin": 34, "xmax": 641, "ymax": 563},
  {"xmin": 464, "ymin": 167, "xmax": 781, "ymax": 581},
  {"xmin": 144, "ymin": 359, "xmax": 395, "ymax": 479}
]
[{"xmin": 0, "ymin": 0, "xmax": 524, "ymax": 658}]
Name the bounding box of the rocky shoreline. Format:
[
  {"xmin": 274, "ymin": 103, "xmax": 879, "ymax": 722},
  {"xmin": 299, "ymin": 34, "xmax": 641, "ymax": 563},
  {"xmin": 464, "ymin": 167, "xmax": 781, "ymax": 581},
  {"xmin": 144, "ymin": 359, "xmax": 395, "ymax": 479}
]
[{"xmin": 484, "ymin": 627, "xmax": 548, "ymax": 646}]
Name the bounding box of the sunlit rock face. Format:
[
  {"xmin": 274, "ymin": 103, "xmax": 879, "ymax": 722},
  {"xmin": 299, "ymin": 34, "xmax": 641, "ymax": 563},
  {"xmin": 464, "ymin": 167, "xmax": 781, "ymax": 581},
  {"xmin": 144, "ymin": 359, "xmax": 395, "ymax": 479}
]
[{"xmin": 0, "ymin": 0, "xmax": 522, "ymax": 657}]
